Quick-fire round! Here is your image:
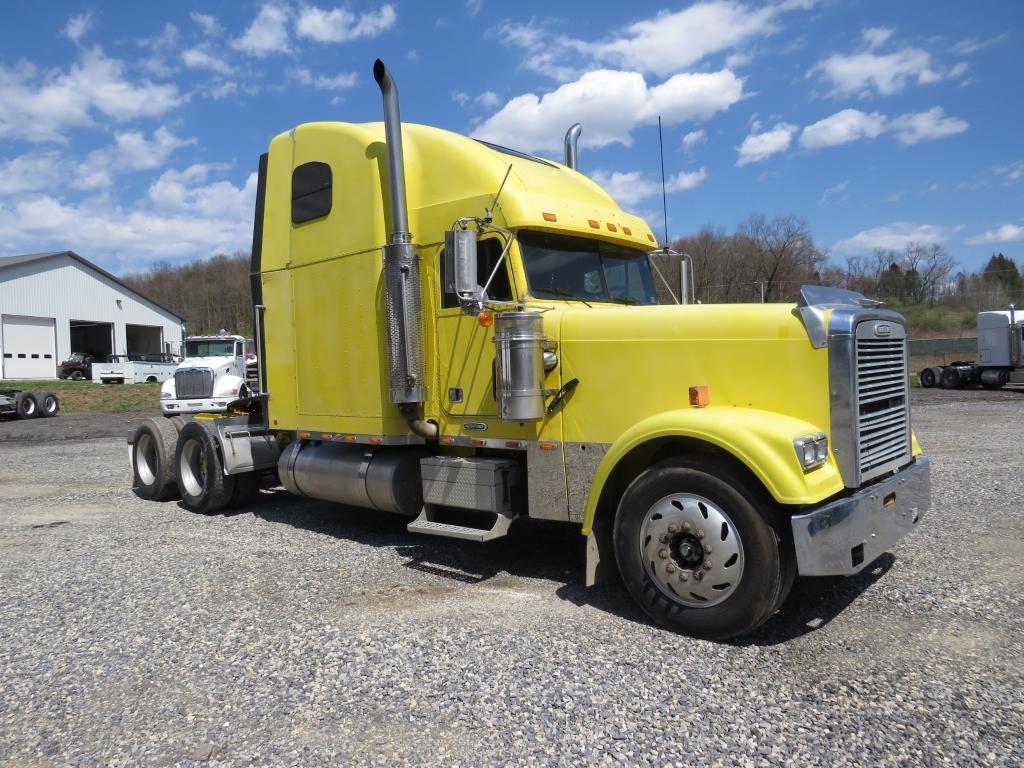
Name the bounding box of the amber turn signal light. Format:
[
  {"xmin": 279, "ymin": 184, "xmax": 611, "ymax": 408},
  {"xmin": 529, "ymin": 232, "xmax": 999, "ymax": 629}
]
[{"xmin": 689, "ymin": 385, "xmax": 709, "ymax": 408}]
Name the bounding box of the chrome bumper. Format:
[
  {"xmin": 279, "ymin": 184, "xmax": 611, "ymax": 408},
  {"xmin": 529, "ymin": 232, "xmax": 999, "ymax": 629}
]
[
  {"xmin": 161, "ymin": 398, "xmax": 231, "ymax": 415},
  {"xmin": 790, "ymin": 457, "xmax": 930, "ymax": 576}
]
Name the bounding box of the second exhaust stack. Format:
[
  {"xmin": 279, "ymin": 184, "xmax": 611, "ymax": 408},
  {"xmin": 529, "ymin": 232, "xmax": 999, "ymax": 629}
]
[{"xmin": 374, "ymin": 59, "xmax": 425, "ymax": 405}]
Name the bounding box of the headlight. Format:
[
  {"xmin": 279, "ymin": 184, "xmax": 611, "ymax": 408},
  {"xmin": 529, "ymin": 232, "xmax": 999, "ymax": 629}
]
[
  {"xmin": 160, "ymin": 391, "xmax": 172, "ymax": 399},
  {"xmin": 794, "ymin": 433, "xmax": 828, "ymax": 470}
]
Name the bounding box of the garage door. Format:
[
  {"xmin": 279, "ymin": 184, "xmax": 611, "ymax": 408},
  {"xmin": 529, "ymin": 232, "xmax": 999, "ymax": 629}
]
[{"xmin": 2, "ymin": 315, "xmax": 57, "ymax": 379}]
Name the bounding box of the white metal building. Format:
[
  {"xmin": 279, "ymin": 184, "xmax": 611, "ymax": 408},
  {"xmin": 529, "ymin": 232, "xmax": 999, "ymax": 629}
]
[{"xmin": 0, "ymin": 251, "xmax": 184, "ymax": 380}]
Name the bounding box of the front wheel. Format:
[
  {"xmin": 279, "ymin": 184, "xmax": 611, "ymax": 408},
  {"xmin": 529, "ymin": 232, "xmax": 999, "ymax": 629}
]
[
  {"xmin": 919, "ymin": 368, "xmax": 937, "ymax": 388},
  {"xmin": 131, "ymin": 417, "xmax": 180, "ymax": 500},
  {"xmin": 175, "ymin": 421, "xmax": 236, "ymax": 514},
  {"xmin": 614, "ymin": 458, "xmax": 793, "ymax": 640},
  {"xmin": 14, "ymin": 392, "xmax": 37, "ymax": 419}
]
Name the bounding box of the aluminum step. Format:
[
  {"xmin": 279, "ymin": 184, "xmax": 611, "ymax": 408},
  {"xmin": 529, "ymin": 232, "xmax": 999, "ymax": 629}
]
[{"xmin": 407, "ymin": 505, "xmax": 514, "ymax": 542}]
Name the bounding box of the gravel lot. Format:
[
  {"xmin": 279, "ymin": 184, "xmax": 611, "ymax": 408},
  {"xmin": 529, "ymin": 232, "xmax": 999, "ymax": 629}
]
[{"xmin": 1, "ymin": 395, "xmax": 1021, "ymax": 767}]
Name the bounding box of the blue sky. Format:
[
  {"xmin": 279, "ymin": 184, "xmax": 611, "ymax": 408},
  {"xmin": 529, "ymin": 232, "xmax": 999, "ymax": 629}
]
[{"xmin": 0, "ymin": 0, "xmax": 1019, "ymax": 275}]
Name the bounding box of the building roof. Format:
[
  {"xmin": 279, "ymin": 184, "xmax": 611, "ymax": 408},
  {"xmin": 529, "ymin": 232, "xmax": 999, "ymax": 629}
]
[{"xmin": 0, "ymin": 250, "xmax": 184, "ymax": 323}]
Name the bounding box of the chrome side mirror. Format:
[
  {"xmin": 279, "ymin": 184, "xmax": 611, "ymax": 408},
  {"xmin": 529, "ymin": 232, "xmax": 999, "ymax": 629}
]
[{"xmin": 445, "ymin": 229, "xmax": 478, "ymax": 301}]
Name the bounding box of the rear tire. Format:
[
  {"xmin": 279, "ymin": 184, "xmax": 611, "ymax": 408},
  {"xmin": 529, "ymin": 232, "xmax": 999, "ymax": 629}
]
[
  {"xmin": 131, "ymin": 417, "xmax": 180, "ymax": 500},
  {"xmin": 919, "ymin": 368, "xmax": 937, "ymax": 388},
  {"xmin": 175, "ymin": 421, "xmax": 236, "ymax": 514},
  {"xmin": 939, "ymin": 367, "xmax": 961, "ymax": 389},
  {"xmin": 613, "ymin": 457, "xmax": 793, "ymax": 640},
  {"xmin": 34, "ymin": 392, "xmax": 59, "ymax": 417},
  {"xmin": 70, "ymin": 371, "xmax": 85, "ymax": 381},
  {"xmin": 14, "ymin": 392, "xmax": 37, "ymax": 419}
]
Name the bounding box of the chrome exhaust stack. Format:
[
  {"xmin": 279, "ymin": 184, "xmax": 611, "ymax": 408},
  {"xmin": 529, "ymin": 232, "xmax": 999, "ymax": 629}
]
[
  {"xmin": 564, "ymin": 123, "xmax": 581, "ymax": 169},
  {"xmin": 373, "ymin": 59, "xmax": 436, "ymax": 438}
]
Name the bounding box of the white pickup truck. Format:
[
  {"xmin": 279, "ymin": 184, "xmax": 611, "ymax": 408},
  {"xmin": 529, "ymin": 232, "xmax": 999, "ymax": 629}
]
[
  {"xmin": 96, "ymin": 354, "xmax": 178, "ymax": 385},
  {"xmin": 160, "ymin": 333, "xmax": 252, "ymax": 415}
]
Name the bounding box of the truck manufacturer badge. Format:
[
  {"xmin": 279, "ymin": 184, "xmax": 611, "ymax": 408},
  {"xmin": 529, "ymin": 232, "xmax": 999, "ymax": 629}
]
[
  {"xmin": 463, "ymin": 422, "xmax": 488, "ymax": 431},
  {"xmin": 874, "ymin": 323, "xmax": 892, "ymax": 337}
]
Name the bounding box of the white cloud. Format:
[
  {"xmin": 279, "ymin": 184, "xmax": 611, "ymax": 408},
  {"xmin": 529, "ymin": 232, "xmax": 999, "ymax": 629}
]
[
  {"xmin": 833, "ymin": 222, "xmax": 958, "ymax": 254},
  {"xmin": 736, "ymin": 122, "xmax": 797, "ymax": 166},
  {"xmin": 950, "ymin": 33, "xmax": 1008, "ymax": 56},
  {"xmin": 590, "ymin": 168, "xmax": 708, "ymax": 208},
  {"xmin": 73, "ymin": 128, "xmax": 197, "ymax": 190},
  {"xmin": 0, "ymin": 152, "xmax": 63, "ymax": 196},
  {"xmin": 682, "ymin": 129, "xmax": 706, "ymax": 150},
  {"xmin": 995, "ymin": 161, "xmax": 1023, "ymax": 185},
  {"xmin": 0, "ymin": 168, "xmax": 258, "ymax": 266},
  {"xmin": 472, "ymin": 69, "xmax": 743, "ymax": 153},
  {"xmin": 476, "ymin": 91, "xmax": 500, "ymax": 109},
  {"xmin": 182, "ymin": 48, "xmax": 235, "ymax": 75},
  {"xmin": 64, "ymin": 12, "xmax": 94, "ymax": 44},
  {"xmin": 949, "ymin": 61, "xmax": 969, "ymax": 78},
  {"xmin": 813, "ymin": 46, "xmax": 941, "ymax": 97},
  {"xmin": 233, "ymin": 4, "xmax": 291, "ymax": 56},
  {"xmin": 799, "ymin": 109, "xmax": 887, "ymax": 150},
  {"xmin": 888, "ymin": 107, "xmax": 968, "ymax": 145},
  {"xmin": 967, "ymin": 224, "xmax": 1024, "ymax": 245},
  {"xmin": 861, "ymin": 26, "xmax": 894, "ymax": 50},
  {"xmin": 288, "ymin": 67, "xmax": 358, "ymax": 91},
  {"xmin": 0, "ymin": 48, "xmax": 184, "ymax": 143},
  {"xmin": 191, "ymin": 11, "xmax": 223, "ymax": 36},
  {"xmin": 820, "ymin": 179, "xmax": 849, "ymax": 205},
  {"xmin": 295, "ymin": 4, "xmax": 397, "ymax": 43},
  {"xmin": 465, "ymin": 0, "xmax": 483, "ymax": 17}
]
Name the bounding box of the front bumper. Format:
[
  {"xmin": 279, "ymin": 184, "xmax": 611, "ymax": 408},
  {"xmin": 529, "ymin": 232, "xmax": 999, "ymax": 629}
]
[
  {"xmin": 161, "ymin": 398, "xmax": 232, "ymax": 415},
  {"xmin": 790, "ymin": 457, "xmax": 930, "ymax": 576}
]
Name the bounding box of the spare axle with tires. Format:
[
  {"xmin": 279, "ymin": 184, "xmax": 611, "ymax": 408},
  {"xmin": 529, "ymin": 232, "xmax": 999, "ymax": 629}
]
[{"xmin": 0, "ymin": 389, "xmax": 59, "ymax": 420}]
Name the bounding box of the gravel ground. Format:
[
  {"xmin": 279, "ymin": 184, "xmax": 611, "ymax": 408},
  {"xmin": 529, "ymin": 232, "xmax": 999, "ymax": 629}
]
[{"xmin": 0, "ymin": 397, "xmax": 1021, "ymax": 767}]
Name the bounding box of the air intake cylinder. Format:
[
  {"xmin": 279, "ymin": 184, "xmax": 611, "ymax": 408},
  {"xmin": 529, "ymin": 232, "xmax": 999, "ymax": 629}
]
[{"xmin": 494, "ymin": 312, "xmax": 547, "ymax": 421}]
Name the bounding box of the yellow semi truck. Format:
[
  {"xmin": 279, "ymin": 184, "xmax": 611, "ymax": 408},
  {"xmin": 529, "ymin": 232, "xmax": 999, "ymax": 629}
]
[{"xmin": 128, "ymin": 60, "xmax": 930, "ymax": 639}]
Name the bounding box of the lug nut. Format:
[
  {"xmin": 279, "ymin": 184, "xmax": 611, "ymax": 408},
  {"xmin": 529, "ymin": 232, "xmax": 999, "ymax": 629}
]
[
  {"xmin": 659, "ymin": 534, "xmax": 669, "ymax": 544},
  {"xmin": 658, "ymin": 548, "xmax": 669, "ymax": 560},
  {"xmin": 667, "ymin": 523, "xmax": 680, "ymax": 534},
  {"xmin": 665, "ymin": 563, "xmax": 676, "ymax": 574},
  {"xmin": 703, "ymin": 560, "xmax": 713, "ymax": 570},
  {"xmin": 704, "ymin": 544, "xmax": 712, "ymax": 554},
  {"xmin": 695, "ymin": 530, "xmax": 705, "ymax": 540},
  {"xmin": 682, "ymin": 522, "xmax": 692, "ymax": 532},
  {"xmin": 693, "ymin": 570, "xmax": 704, "ymax": 581},
  {"xmin": 678, "ymin": 571, "xmax": 689, "ymax": 582}
]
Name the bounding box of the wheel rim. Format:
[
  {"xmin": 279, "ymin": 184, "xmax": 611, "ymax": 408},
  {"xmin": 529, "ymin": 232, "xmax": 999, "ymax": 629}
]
[
  {"xmin": 179, "ymin": 438, "xmax": 206, "ymax": 498},
  {"xmin": 20, "ymin": 398, "xmax": 35, "ymax": 416},
  {"xmin": 44, "ymin": 396, "xmax": 57, "ymax": 414},
  {"xmin": 136, "ymin": 433, "xmax": 158, "ymax": 486},
  {"xmin": 640, "ymin": 493, "xmax": 745, "ymax": 608}
]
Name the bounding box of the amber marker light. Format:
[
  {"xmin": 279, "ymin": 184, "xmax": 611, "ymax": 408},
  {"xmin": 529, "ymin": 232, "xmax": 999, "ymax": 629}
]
[
  {"xmin": 647, "ymin": 233, "xmax": 656, "ymax": 242},
  {"xmin": 689, "ymin": 386, "xmax": 709, "ymax": 408},
  {"xmin": 369, "ymin": 436, "xmax": 383, "ymax": 444},
  {"xmin": 321, "ymin": 433, "xmax": 332, "ymax": 440},
  {"xmin": 606, "ymin": 223, "xmax": 618, "ymax": 232},
  {"xmin": 539, "ymin": 442, "xmax": 559, "ymax": 451},
  {"xmin": 505, "ymin": 440, "xmax": 523, "ymax": 448},
  {"xmin": 478, "ymin": 310, "xmax": 494, "ymax": 328},
  {"xmin": 343, "ymin": 435, "xmax": 356, "ymax": 442},
  {"xmin": 470, "ymin": 438, "xmax": 486, "ymax": 447},
  {"xmin": 299, "ymin": 431, "xmax": 311, "ymax": 440},
  {"xmin": 622, "ymin": 226, "xmax": 632, "ymax": 235},
  {"xmin": 440, "ymin": 436, "xmax": 455, "ymax": 445},
  {"xmin": 542, "ymin": 212, "xmax": 558, "ymax": 222},
  {"xmin": 588, "ymin": 219, "xmax": 600, "ymax": 229}
]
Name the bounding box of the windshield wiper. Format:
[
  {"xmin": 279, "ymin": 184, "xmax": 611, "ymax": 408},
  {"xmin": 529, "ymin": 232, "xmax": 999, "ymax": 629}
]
[
  {"xmin": 607, "ymin": 296, "xmax": 639, "ymax": 305},
  {"xmin": 532, "ymin": 287, "xmax": 592, "ymax": 308}
]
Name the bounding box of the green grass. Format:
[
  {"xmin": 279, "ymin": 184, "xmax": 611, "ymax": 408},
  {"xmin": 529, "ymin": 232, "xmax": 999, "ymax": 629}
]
[{"xmin": 0, "ymin": 379, "xmax": 161, "ymax": 413}]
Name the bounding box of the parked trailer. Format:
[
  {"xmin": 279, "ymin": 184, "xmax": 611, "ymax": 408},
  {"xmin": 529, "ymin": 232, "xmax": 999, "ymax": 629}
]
[
  {"xmin": 919, "ymin": 307, "xmax": 1024, "ymax": 389},
  {"xmin": 128, "ymin": 59, "xmax": 931, "ymax": 640},
  {"xmin": 95, "ymin": 354, "xmax": 178, "ymax": 384},
  {"xmin": 0, "ymin": 389, "xmax": 59, "ymax": 419}
]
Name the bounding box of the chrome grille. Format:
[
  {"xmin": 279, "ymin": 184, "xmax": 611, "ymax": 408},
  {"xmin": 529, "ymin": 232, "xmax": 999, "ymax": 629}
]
[
  {"xmin": 175, "ymin": 368, "xmax": 214, "ymax": 398},
  {"xmin": 855, "ymin": 326, "xmax": 911, "ymax": 479}
]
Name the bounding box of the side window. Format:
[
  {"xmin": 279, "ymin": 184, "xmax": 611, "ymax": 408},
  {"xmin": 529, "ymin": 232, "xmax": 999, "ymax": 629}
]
[
  {"xmin": 439, "ymin": 238, "xmax": 513, "ymax": 308},
  {"xmin": 292, "ymin": 161, "xmax": 332, "ymax": 224}
]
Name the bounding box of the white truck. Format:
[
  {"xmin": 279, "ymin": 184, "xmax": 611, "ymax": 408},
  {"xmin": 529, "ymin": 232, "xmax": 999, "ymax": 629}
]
[
  {"xmin": 160, "ymin": 333, "xmax": 252, "ymax": 415},
  {"xmin": 95, "ymin": 354, "xmax": 178, "ymax": 385},
  {"xmin": 919, "ymin": 306, "xmax": 1024, "ymax": 389}
]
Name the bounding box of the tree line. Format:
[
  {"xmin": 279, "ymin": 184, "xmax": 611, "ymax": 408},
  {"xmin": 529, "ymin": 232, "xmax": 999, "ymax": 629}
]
[{"xmin": 120, "ymin": 220, "xmax": 1021, "ymax": 338}]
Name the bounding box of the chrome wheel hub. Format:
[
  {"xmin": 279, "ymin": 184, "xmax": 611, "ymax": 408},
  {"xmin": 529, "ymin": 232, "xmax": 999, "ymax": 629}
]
[{"xmin": 640, "ymin": 493, "xmax": 744, "ymax": 607}]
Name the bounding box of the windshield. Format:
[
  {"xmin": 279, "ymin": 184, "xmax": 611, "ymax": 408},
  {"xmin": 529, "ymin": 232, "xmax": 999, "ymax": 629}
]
[
  {"xmin": 519, "ymin": 230, "xmax": 658, "ymax": 305},
  {"xmin": 185, "ymin": 340, "xmax": 236, "ymax": 357},
  {"xmin": 69, "ymin": 352, "xmax": 88, "ymax": 362}
]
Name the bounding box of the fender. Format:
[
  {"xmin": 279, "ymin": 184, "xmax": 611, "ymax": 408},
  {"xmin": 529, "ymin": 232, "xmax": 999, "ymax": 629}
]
[{"xmin": 580, "ymin": 406, "xmax": 847, "ymax": 535}]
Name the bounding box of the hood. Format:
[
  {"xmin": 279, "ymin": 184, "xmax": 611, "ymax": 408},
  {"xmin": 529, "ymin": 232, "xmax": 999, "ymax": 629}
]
[{"xmin": 554, "ymin": 302, "xmax": 830, "ymax": 443}]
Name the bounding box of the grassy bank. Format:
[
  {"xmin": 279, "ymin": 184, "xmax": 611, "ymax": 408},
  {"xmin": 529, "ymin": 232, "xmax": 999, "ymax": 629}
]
[{"xmin": 0, "ymin": 380, "xmax": 161, "ymax": 414}]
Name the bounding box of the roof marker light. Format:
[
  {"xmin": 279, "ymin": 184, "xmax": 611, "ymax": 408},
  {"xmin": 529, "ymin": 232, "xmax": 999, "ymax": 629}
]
[
  {"xmin": 622, "ymin": 226, "xmax": 632, "ymax": 235},
  {"xmin": 606, "ymin": 223, "xmax": 618, "ymax": 232},
  {"xmin": 588, "ymin": 219, "xmax": 600, "ymax": 229},
  {"xmin": 542, "ymin": 212, "xmax": 558, "ymax": 222}
]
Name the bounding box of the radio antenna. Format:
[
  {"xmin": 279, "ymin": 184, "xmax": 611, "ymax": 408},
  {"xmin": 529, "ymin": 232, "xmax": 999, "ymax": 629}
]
[
  {"xmin": 485, "ymin": 164, "xmax": 513, "ymax": 223},
  {"xmin": 658, "ymin": 116, "xmax": 669, "ymax": 249}
]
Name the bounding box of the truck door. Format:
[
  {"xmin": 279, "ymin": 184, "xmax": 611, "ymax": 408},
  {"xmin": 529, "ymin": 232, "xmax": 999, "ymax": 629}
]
[{"xmin": 435, "ymin": 237, "xmax": 515, "ymax": 417}]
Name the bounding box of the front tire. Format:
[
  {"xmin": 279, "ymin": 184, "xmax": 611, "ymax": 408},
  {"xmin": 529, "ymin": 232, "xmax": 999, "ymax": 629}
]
[
  {"xmin": 175, "ymin": 421, "xmax": 236, "ymax": 514},
  {"xmin": 919, "ymin": 368, "xmax": 937, "ymax": 388},
  {"xmin": 14, "ymin": 392, "xmax": 37, "ymax": 419},
  {"xmin": 613, "ymin": 458, "xmax": 793, "ymax": 640}
]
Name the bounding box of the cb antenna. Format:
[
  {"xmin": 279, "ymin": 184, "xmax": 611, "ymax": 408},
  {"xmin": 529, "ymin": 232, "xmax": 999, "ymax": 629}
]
[
  {"xmin": 485, "ymin": 163, "xmax": 513, "ymax": 223},
  {"xmin": 658, "ymin": 116, "xmax": 669, "ymax": 250}
]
